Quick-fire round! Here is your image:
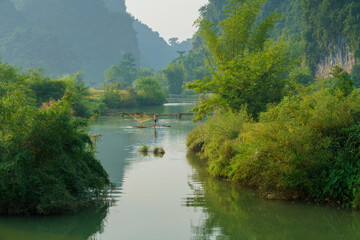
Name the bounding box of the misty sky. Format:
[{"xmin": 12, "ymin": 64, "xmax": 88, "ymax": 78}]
[{"xmin": 125, "ymin": 0, "xmax": 209, "ymax": 43}]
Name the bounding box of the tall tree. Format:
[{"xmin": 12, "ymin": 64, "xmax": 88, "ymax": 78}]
[
  {"xmin": 163, "ymin": 63, "xmax": 186, "ymax": 94},
  {"xmin": 187, "ymin": 0, "xmax": 294, "ymax": 120},
  {"xmin": 104, "ymin": 54, "xmax": 137, "ymax": 88}
]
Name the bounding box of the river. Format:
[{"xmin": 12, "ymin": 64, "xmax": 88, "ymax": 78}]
[{"xmin": 0, "ymin": 104, "xmax": 360, "ymax": 240}]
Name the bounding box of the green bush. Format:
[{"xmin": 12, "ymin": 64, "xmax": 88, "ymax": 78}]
[
  {"xmin": 188, "ymin": 79, "xmax": 360, "ymax": 207},
  {"xmin": 100, "ymin": 83, "xmax": 123, "ymax": 108},
  {"xmin": 134, "ymin": 76, "xmax": 166, "ymax": 106},
  {"xmin": 0, "ymin": 91, "xmax": 110, "ymax": 215}
]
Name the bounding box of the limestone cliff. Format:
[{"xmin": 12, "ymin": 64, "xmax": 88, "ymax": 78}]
[{"xmin": 316, "ymin": 38, "xmax": 357, "ymax": 78}]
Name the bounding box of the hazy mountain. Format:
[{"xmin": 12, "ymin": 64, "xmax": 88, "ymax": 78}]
[
  {"xmin": 102, "ymin": 0, "xmax": 193, "ymax": 70},
  {"xmin": 3, "ymin": 0, "xmax": 193, "ymax": 83},
  {"xmin": 133, "ymin": 19, "xmax": 192, "ymax": 70},
  {"xmin": 2, "ymin": 0, "xmax": 140, "ymax": 84},
  {"xmin": 103, "ymin": 0, "xmax": 126, "ymax": 13}
]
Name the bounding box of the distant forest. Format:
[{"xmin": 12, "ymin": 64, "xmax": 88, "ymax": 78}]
[{"xmin": 0, "ymin": 0, "xmax": 192, "ymax": 84}]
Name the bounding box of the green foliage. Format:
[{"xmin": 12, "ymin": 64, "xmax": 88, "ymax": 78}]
[
  {"xmin": 160, "ymin": 40, "xmax": 211, "ymax": 99},
  {"xmin": 0, "ymin": 61, "xmax": 111, "ymax": 215},
  {"xmin": 163, "ymin": 62, "xmax": 186, "ymax": 94},
  {"xmin": 201, "ymin": 0, "xmax": 360, "ymax": 78},
  {"xmin": 288, "ymin": 57, "xmax": 313, "ymax": 85},
  {"xmin": 139, "ymin": 145, "xmax": 149, "ymax": 156},
  {"xmin": 139, "ymin": 145, "xmax": 149, "ymax": 152},
  {"xmin": 104, "ymin": 54, "xmax": 137, "ymax": 88},
  {"xmin": 100, "ymin": 83, "xmax": 123, "ymax": 108},
  {"xmin": 100, "ymin": 75, "xmax": 166, "ymax": 109},
  {"xmin": 187, "ymin": 0, "xmax": 294, "ymax": 120},
  {"xmin": 301, "ymin": 0, "xmax": 360, "ymax": 71},
  {"xmin": 0, "ymin": 64, "xmax": 99, "ymax": 118},
  {"xmin": 133, "ymin": 76, "xmax": 166, "ymax": 106},
  {"xmin": 187, "ymin": 69, "xmax": 360, "ymax": 207},
  {"xmin": 199, "ymin": 0, "xmax": 227, "ymax": 28},
  {"xmin": 329, "ymin": 65, "xmax": 354, "ymax": 96},
  {"xmin": 0, "ymin": 91, "xmax": 110, "ymax": 215}
]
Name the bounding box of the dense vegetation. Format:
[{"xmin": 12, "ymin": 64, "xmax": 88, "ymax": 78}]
[
  {"xmin": 187, "ymin": 0, "xmax": 360, "ymax": 208},
  {"xmin": 302, "ymin": 0, "xmax": 360, "ymax": 69},
  {"xmin": 200, "ymin": 0, "xmax": 360, "ymax": 77},
  {"xmin": 0, "ymin": 62, "xmax": 110, "ymax": 215},
  {"xmin": 100, "ymin": 54, "xmax": 167, "ymax": 108},
  {"xmin": 187, "ymin": 0, "xmax": 293, "ymax": 119}
]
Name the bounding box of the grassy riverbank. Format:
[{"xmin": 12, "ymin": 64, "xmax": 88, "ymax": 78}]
[
  {"xmin": 187, "ymin": 80, "xmax": 360, "ymax": 208},
  {"xmin": 185, "ymin": 0, "xmax": 360, "ymax": 209}
]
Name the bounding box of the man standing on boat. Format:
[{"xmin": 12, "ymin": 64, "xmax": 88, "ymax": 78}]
[{"xmin": 154, "ymin": 114, "xmax": 158, "ymax": 128}]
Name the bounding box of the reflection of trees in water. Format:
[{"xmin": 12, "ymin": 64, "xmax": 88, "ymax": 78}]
[
  {"xmin": 0, "ymin": 205, "xmax": 110, "ymax": 240},
  {"xmin": 186, "ymin": 153, "xmax": 360, "ymax": 240}
]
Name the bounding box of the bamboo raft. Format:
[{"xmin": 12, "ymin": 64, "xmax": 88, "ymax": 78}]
[
  {"xmin": 132, "ymin": 125, "xmax": 171, "ymax": 128},
  {"xmin": 108, "ymin": 112, "xmax": 194, "ymax": 119}
]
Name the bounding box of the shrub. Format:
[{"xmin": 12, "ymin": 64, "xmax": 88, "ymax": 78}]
[
  {"xmin": 134, "ymin": 76, "xmax": 166, "ymax": 106},
  {"xmin": 139, "ymin": 145, "xmax": 149, "ymax": 154},
  {"xmin": 0, "ymin": 91, "xmax": 110, "ymax": 215},
  {"xmin": 187, "ymin": 80, "xmax": 360, "ymax": 207}
]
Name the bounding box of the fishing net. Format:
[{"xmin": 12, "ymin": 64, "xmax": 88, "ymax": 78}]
[{"xmin": 129, "ymin": 113, "xmax": 153, "ymax": 123}]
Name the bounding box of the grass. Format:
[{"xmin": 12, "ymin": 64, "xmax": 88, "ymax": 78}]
[{"xmin": 139, "ymin": 145, "xmax": 150, "ymax": 155}]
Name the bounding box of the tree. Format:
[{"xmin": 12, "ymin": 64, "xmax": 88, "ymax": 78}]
[
  {"xmin": 330, "ymin": 65, "xmax": 354, "ymax": 96},
  {"xmin": 163, "ymin": 62, "xmax": 185, "ymax": 94},
  {"xmin": 0, "ymin": 64, "xmax": 110, "ymax": 215},
  {"xmin": 134, "ymin": 76, "xmax": 166, "ymax": 105},
  {"xmin": 104, "ymin": 53, "xmax": 137, "ymax": 88},
  {"xmin": 169, "ymin": 37, "xmax": 179, "ymax": 46},
  {"xmin": 187, "ymin": 0, "xmax": 294, "ymax": 120}
]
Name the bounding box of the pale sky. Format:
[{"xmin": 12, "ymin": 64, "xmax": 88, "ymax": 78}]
[{"xmin": 125, "ymin": 0, "xmax": 209, "ymax": 43}]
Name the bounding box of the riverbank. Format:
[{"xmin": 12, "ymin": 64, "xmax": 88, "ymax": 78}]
[
  {"xmin": 0, "ymin": 63, "xmax": 111, "ymax": 215},
  {"xmin": 0, "ymin": 95, "xmax": 110, "ymax": 215},
  {"xmin": 187, "ymin": 83, "xmax": 360, "ymax": 209},
  {"xmin": 2, "ymin": 103, "xmax": 360, "ymax": 239}
]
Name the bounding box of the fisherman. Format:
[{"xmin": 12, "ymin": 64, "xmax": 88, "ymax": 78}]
[{"xmin": 154, "ymin": 114, "xmax": 158, "ymax": 128}]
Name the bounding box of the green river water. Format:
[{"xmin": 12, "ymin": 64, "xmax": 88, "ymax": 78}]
[{"xmin": 0, "ymin": 104, "xmax": 360, "ymax": 240}]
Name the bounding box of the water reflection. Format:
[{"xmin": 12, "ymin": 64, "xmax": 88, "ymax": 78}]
[
  {"xmin": 0, "ymin": 206, "xmax": 109, "ymax": 240},
  {"xmin": 154, "ymin": 127, "xmax": 157, "ymax": 140},
  {"xmin": 0, "ymin": 104, "xmax": 197, "ymax": 240},
  {"xmin": 186, "ymin": 153, "xmax": 360, "ymax": 240}
]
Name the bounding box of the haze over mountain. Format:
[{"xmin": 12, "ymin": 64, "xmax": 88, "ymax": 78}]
[
  {"xmin": 105, "ymin": 0, "xmax": 193, "ymax": 70},
  {"xmin": 0, "ymin": 0, "xmax": 191, "ymax": 84}
]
